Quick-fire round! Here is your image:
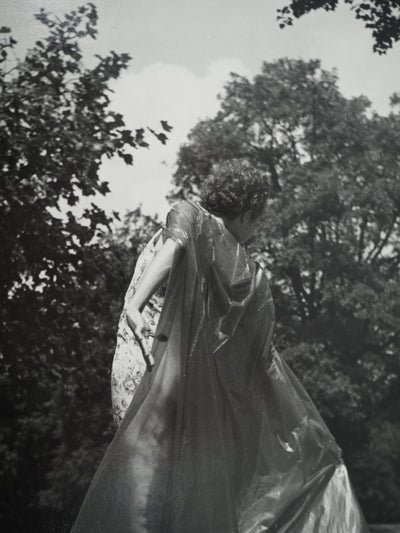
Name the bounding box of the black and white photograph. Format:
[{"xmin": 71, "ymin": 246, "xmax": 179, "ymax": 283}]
[{"xmin": 1, "ymin": 1, "xmax": 400, "ymax": 532}]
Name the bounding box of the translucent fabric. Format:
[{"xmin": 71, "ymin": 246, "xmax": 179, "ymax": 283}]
[{"xmin": 71, "ymin": 201, "xmax": 369, "ymax": 533}]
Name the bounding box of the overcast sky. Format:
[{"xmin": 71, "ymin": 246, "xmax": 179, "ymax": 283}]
[{"xmin": 3, "ymin": 0, "xmax": 400, "ymax": 218}]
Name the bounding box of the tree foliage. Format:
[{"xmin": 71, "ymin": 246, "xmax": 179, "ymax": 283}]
[
  {"xmin": 277, "ymin": 0, "xmax": 400, "ymax": 54},
  {"xmin": 0, "ymin": 5, "xmax": 163, "ymax": 531},
  {"xmin": 172, "ymin": 58, "xmax": 400, "ymax": 522}
]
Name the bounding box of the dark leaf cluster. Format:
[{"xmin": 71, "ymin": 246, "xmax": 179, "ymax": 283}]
[{"xmin": 277, "ymin": 0, "xmax": 400, "ymax": 54}]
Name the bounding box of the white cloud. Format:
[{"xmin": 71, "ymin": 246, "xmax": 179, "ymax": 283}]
[{"xmin": 98, "ymin": 58, "xmax": 251, "ymax": 219}]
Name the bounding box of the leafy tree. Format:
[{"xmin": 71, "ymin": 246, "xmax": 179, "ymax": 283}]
[
  {"xmin": 0, "ymin": 4, "xmax": 164, "ymax": 531},
  {"xmin": 171, "ymin": 58, "xmax": 400, "ymax": 522},
  {"xmin": 32, "ymin": 207, "xmax": 159, "ymax": 532},
  {"xmin": 277, "ymin": 0, "xmax": 400, "ymax": 54}
]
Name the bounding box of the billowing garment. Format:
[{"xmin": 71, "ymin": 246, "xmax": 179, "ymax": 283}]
[{"xmin": 72, "ymin": 201, "xmax": 369, "ymax": 533}]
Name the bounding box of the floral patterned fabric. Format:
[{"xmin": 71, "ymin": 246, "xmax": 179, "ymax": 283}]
[{"xmin": 111, "ymin": 229, "xmax": 164, "ymax": 426}]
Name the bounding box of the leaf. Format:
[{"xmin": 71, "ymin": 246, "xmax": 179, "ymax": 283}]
[
  {"xmin": 148, "ymin": 127, "xmax": 168, "ymax": 145},
  {"xmin": 160, "ymin": 120, "xmax": 173, "ymax": 132},
  {"xmin": 120, "ymin": 152, "xmax": 133, "ymax": 165}
]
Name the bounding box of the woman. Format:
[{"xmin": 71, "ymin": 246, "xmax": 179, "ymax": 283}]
[{"xmin": 72, "ymin": 160, "xmax": 368, "ymax": 532}]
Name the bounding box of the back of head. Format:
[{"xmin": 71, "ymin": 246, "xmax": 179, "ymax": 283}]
[{"xmin": 200, "ymin": 159, "xmax": 268, "ymax": 220}]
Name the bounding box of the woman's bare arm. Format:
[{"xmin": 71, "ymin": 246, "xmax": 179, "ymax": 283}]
[{"xmin": 126, "ymin": 238, "xmax": 178, "ymax": 336}]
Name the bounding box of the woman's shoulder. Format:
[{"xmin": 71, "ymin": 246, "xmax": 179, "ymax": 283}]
[
  {"xmin": 163, "ymin": 200, "xmax": 202, "ymax": 246},
  {"xmin": 166, "ymin": 200, "xmax": 206, "ymax": 232},
  {"xmin": 168, "ymin": 199, "xmax": 201, "ymax": 218}
]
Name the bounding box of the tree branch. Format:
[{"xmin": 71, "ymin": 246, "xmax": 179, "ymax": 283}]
[
  {"xmin": 248, "ymin": 144, "xmax": 282, "ymax": 192},
  {"xmin": 285, "ymin": 265, "xmax": 311, "ymax": 322},
  {"xmin": 367, "ymin": 211, "xmax": 399, "ymax": 263},
  {"xmin": 358, "ymin": 213, "xmax": 368, "ymax": 263}
]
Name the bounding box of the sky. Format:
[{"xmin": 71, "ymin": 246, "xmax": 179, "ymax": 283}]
[{"xmin": 3, "ymin": 0, "xmax": 400, "ymax": 219}]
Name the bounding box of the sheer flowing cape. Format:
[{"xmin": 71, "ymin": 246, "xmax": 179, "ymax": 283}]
[{"xmin": 71, "ymin": 201, "xmax": 368, "ymax": 533}]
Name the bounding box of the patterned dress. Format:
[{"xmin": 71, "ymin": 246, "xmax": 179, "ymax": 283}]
[{"xmin": 111, "ymin": 229, "xmax": 163, "ymax": 426}]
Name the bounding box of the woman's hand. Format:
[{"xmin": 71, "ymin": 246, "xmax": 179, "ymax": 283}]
[
  {"xmin": 126, "ymin": 306, "xmax": 151, "ymax": 338},
  {"xmin": 126, "ymin": 306, "xmax": 155, "ymax": 371}
]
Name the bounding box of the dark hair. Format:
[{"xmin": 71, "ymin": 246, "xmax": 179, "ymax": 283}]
[{"xmin": 200, "ymin": 159, "xmax": 268, "ymax": 220}]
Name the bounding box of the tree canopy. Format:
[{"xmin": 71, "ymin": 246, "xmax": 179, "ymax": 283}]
[
  {"xmin": 172, "ymin": 58, "xmax": 400, "ymax": 521},
  {"xmin": 277, "ymin": 0, "xmax": 400, "ymax": 53}
]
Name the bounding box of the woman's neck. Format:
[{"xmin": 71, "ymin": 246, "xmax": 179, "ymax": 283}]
[{"xmin": 221, "ymin": 215, "xmax": 246, "ymax": 245}]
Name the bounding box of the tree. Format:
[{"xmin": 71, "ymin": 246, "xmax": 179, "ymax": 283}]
[
  {"xmin": 32, "ymin": 208, "xmax": 160, "ymax": 532},
  {"xmin": 171, "ymin": 58, "xmax": 400, "ymax": 522},
  {"xmin": 277, "ymin": 0, "xmax": 400, "ymax": 54},
  {"xmin": 0, "ymin": 5, "xmax": 165, "ymax": 531}
]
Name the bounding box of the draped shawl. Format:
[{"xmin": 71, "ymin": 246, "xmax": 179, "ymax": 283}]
[{"xmin": 72, "ymin": 201, "xmax": 368, "ymax": 533}]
